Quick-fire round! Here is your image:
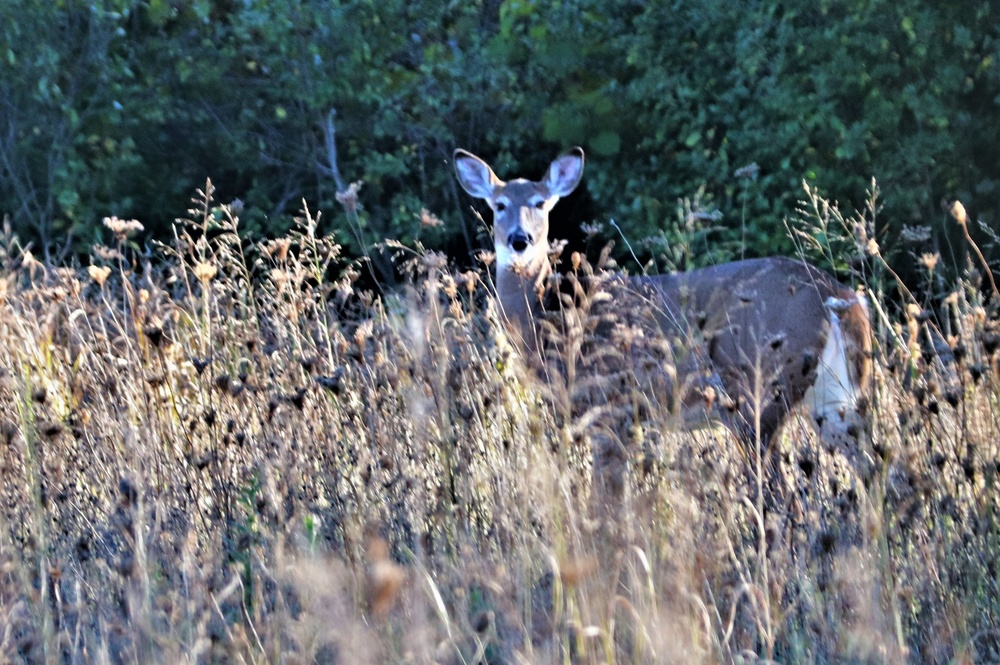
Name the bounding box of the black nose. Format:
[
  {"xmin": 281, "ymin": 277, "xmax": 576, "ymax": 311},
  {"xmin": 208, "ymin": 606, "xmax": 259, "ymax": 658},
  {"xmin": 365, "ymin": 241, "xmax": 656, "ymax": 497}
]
[{"xmin": 508, "ymin": 230, "xmax": 531, "ymax": 253}]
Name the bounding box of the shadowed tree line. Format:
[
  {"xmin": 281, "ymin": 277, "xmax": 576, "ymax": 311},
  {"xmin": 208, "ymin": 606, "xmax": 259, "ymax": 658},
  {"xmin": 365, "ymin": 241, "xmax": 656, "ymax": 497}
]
[{"xmin": 1, "ymin": 0, "xmax": 998, "ymax": 283}]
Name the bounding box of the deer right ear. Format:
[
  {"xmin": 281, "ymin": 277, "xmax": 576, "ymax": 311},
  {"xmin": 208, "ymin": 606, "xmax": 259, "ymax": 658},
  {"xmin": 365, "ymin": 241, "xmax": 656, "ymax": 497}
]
[
  {"xmin": 545, "ymin": 147, "xmax": 584, "ymax": 198},
  {"xmin": 454, "ymin": 150, "xmax": 501, "ymax": 200}
]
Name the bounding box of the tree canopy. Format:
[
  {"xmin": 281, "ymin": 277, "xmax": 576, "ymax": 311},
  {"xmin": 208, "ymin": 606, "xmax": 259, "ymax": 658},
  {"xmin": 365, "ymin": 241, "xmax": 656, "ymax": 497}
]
[{"xmin": 2, "ymin": 0, "xmax": 998, "ymax": 276}]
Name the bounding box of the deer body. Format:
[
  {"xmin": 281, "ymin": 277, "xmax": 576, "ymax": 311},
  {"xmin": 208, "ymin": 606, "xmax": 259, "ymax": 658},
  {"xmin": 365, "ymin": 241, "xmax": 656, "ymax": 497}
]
[{"xmin": 454, "ymin": 148, "xmax": 872, "ymax": 448}]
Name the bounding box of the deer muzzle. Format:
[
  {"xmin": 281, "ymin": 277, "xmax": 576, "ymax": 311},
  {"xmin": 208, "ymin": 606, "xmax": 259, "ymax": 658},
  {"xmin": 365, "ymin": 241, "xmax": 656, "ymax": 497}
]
[{"xmin": 507, "ymin": 230, "xmax": 532, "ymax": 253}]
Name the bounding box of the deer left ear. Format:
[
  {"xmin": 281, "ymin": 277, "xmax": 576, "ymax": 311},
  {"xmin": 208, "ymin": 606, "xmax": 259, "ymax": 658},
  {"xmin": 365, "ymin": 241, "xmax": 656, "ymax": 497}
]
[
  {"xmin": 545, "ymin": 147, "xmax": 585, "ymax": 198},
  {"xmin": 454, "ymin": 149, "xmax": 503, "ymax": 200}
]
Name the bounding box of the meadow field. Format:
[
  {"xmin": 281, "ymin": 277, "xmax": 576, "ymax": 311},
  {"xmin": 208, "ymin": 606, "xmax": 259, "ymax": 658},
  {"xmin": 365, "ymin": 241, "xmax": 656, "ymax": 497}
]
[{"xmin": 0, "ymin": 182, "xmax": 998, "ymax": 664}]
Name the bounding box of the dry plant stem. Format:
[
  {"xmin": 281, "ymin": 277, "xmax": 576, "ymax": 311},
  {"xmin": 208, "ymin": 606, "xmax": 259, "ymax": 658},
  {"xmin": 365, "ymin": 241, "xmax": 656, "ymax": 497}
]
[
  {"xmin": 299, "ymin": 203, "xmax": 334, "ymax": 365},
  {"xmin": 13, "ymin": 387, "xmax": 56, "ymax": 656},
  {"xmin": 750, "ymin": 363, "xmax": 774, "ymax": 659},
  {"xmin": 873, "ymin": 489, "xmax": 910, "ymax": 658},
  {"xmin": 201, "ymin": 275, "xmax": 213, "ymax": 355},
  {"xmin": 959, "ymin": 217, "xmax": 1000, "ymax": 304},
  {"xmin": 222, "ymin": 204, "xmax": 259, "ymax": 331}
]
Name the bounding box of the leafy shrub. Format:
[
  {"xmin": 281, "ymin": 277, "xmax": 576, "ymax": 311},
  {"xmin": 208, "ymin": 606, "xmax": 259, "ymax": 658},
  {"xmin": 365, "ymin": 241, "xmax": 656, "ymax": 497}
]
[{"xmin": 1, "ymin": 1, "xmax": 998, "ymax": 281}]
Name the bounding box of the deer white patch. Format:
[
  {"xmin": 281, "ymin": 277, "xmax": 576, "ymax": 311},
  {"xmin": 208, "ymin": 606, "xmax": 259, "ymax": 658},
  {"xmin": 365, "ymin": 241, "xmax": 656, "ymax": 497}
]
[
  {"xmin": 494, "ymin": 241, "xmax": 516, "ymax": 272},
  {"xmin": 803, "ymin": 298, "xmax": 864, "ymax": 447},
  {"xmin": 494, "ymin": 233, "xmax": 548, "ymax": 274}
]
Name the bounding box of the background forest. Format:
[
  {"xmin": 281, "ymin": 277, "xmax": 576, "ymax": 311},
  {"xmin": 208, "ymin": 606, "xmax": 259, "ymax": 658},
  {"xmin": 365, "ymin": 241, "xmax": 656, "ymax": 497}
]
[{"xmin": 2, "ymin": 0, "xmax": 999, "ymax": 279}]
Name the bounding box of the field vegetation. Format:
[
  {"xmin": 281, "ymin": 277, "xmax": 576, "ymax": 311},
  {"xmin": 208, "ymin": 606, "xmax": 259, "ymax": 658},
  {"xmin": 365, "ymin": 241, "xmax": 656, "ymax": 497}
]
[{"xmin": 0, "ymin": 179, "xmax": 997, "ymax": 663}]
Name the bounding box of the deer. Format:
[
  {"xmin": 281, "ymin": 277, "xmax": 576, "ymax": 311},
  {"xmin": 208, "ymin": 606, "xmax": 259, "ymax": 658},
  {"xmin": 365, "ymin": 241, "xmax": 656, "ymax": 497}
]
[{"xmin": 453, "ymin": 147, "xmax": 872, "ymax": 455}]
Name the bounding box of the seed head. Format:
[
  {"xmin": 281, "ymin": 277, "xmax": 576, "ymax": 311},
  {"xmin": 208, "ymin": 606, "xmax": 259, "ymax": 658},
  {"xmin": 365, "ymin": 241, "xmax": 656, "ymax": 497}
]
[
  {"xmin": 193, "ymin": 262, "xmax": 217, "ymax": 283},
  {"xmin": 419, "ymin": 208, "xmax": 443, "ymax": 228},
  {"xmin": 460, "ymin": 270, "xmax": 479, "ymax": 297},
  {"xmin": 476, "ymin": 250, "xmax": 495, "ymax": 267},
  {"xmin": 93, "ymin": 244, "xmax": 124, "ymax": 262},
  {"xmin": 920, "ymin": 253, "xmax": 939, "ymax": 271},
  {"xmin": 852, "ymin": 221, "xmax": 869, "ymax": 245},
  {"xmin": 948, "ymin": 200, "xmax": 968, "ymax": 226},
  {"xmin": 335, "ymin": 180, "xmax": 363, "ymax": 214},
  {"xmin": 270, "ymin": 268, "xmax": 290, "ymax": 292},
  {"xmin": 264, "ymin": 238, "xmax": 292, "ymax": 262},
  {"xmin": 89, "ymin": 265, "xmax": 112, "ymax": 287},
  {"xmin": 421, "ymin": 251, "xmax": 447, "ymax": 272},
  {"xmin": 440, "ymin": 274, "xmax": 458, "ymax": 299},
  {"xmin": 143, "ymin": 322, "xmax": 165, "ymax": 348},
  {"xmin": 103, "ymin": 216, "xmax": 144, "ymax": 241}
]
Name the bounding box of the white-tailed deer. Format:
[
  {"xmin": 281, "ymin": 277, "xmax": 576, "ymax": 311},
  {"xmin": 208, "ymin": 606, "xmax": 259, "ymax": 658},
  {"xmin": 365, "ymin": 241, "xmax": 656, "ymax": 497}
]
[{"xmin": 454, "ymin": 147, "xmax": 872, "ymax": 450}]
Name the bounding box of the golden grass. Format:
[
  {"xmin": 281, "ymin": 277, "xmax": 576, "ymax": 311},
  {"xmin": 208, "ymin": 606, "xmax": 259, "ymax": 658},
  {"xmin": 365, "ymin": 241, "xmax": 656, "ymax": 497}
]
[{"xmin": 0, "ymin": 182, "xmax": 997, "ymax": 664}]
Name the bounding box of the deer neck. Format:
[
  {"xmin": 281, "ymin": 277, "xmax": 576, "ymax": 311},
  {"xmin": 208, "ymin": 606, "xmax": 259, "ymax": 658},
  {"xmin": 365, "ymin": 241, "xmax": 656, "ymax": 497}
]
[{"xmin": 495, "ymin": 251, "xmax": 551, "ymax": 353}]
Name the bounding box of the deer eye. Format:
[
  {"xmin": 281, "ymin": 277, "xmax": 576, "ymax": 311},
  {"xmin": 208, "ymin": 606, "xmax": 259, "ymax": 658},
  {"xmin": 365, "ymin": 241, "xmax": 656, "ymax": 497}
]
[
  {"xmin": 495, "ymin": 201, "xmax": 507, "ymax": 212},
  {"xmin": 534, "ymin": 200, "xmax": 546, "ymax": 210}
]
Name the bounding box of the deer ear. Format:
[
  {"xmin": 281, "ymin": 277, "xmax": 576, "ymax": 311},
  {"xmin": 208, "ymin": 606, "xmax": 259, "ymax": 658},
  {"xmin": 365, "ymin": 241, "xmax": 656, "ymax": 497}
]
[
  {"xmin": 545, "ymin": 147, "xmax": 584, "ymax": 197},
  {"xmin": 454, "ymin": 150, "xmax": 502, "ymax": 200}
]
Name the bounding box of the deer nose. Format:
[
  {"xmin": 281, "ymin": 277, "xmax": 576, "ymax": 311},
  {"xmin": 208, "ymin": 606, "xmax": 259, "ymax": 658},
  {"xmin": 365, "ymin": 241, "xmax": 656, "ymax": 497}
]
[{"xmin": 508, "ymin": 230, "xmax": 532, "ymax": 253}]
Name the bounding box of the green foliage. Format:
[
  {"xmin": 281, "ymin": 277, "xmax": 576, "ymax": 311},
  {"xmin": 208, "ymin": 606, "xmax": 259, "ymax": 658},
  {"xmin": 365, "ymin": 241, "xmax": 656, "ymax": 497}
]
[{"xmin": 1, "ymin": 1, "xmax": 998, "ymax": 275}]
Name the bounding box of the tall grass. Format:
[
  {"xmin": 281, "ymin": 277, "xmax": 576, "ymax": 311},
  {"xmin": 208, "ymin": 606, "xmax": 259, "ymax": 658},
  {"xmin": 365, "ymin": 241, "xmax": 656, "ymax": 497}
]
[{"xmin": 0, "ymin": 180, "xmax": 997, "ymax": 663}]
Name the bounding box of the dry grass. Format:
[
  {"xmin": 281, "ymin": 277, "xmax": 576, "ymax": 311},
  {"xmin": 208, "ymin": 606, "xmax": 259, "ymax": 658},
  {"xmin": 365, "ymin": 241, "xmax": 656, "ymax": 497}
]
[{"xmin": 0, "ymin": 180, "xmax": 997, "ymax": 664}]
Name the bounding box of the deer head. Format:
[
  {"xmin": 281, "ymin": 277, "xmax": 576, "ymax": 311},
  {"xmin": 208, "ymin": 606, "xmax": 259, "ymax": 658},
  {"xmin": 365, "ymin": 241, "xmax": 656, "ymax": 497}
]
[{"xmin": 453, "ymin": 148, "xmax": 584, "ymax": 277}]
